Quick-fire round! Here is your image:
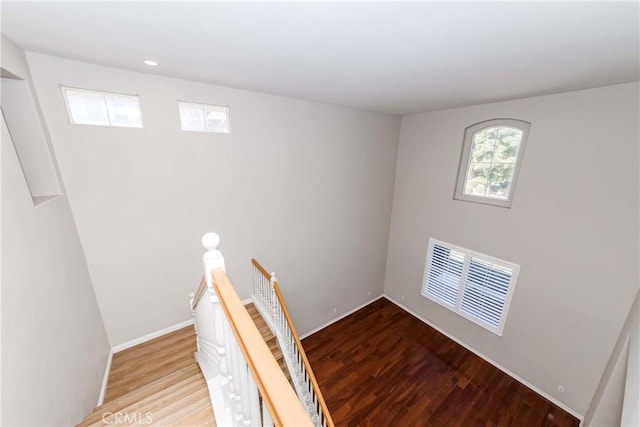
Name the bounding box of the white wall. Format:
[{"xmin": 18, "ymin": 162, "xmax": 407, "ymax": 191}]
[
  {"xmin": 383, "ymin": 82, "xmax": 639, "ymax": 416},
  {"xmin": 584, "ymin": 291, "xmax": 639, "ymax": 426},
  {"xmin": 620, "ymin": 296, "xmax": 639, "ymax": 426},
  {"xmin": 25, "ymin": 53, "xmax": 401, "ymax": 347},
  {"xmin": 1, "ymin": 36, "xmax": 110, "ymax": 425}
]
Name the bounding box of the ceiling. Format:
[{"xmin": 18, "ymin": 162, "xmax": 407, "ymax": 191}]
[{"xmin": 2, "ymin": 1, "xmax": 638, "ymax": 115}]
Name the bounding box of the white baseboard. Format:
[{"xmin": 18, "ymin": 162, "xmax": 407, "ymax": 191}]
[
  {"xmin": 383, "ymin": 294, "xmax": 584, "ymax": 421},
  {"xmin": 97, "ymin": 349, "xmax": 113, "ymax": 407},
  {"xmin": 112, "ymin": 319, "xmax": 195, "ymax": 353},
  {"xmin": 299, "ymin": 295, "xmax": 384, "ymax": 340},
  {"xmin": 242, "ymin": 297, "xmax": 252, "ymax": 305}
]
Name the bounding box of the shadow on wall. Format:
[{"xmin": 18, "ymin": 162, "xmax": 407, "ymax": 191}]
[{"xmin": 584, "ymin": 291, "xmax": 639, "ymax": 426}]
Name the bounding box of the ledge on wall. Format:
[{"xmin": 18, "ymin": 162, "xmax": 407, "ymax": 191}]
[{"xmin": 1, "ymin": 69, "xmax": 62, "ymax": 206}]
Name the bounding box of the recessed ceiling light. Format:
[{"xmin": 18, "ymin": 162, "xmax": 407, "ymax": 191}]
[{"xmin": 143, "ymin": 60, "xmax": 158, "ymax": 67}]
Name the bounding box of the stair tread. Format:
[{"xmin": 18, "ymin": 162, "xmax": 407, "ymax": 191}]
[
  {"xmin": 154, "ymin": 390, "xmax": 214, "ymax": 426},
  {"xmin": 79, "ymin": 364, "xmax": 203, "ymax": 425},
  {"xmin": 267, "ymin": 337, "xmax": 283, "ymax": 360},
  {"xmin": 83, "ymin": 368, "xmax": 207, "ymax": 426},
  {"xmin": 110, "ymin": 377, "xmax": 209, "ymax": 426},
  {"xmin": 245, "ymin": 303, "xmax": 275, "ymax": 340}
]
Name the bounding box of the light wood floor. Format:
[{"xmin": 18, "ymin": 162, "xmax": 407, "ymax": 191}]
[
  {"xmin": 106, "ymin": 326, "xmax": 199, "ymax": 402},
  {"xmin": 79, "ymin": 306, "xmax": 288, "ymax": 427},
  {"xmin": 78, "ymin": 326, "xmax": 215, "ymax": 426},
  {"xmin": 302, "ymin": 298, "xmax": 580, "ymax": 427}
]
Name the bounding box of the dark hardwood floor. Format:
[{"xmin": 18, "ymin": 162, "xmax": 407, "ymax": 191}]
[{"xmin": 302, "ymin": 298, "xmax": 579, "ymax": 427}]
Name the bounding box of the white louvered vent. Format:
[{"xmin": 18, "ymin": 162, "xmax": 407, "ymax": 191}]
[
  {"xmin": 424, "ymin": 243, "xmax": 465, "ymax": 307},
  {"xmin": 421, "ymin": 238, "xmax": 519, "ymax": 336}
]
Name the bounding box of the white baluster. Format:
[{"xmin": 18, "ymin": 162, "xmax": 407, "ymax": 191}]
[
  {"xmin": 239, "ymin": 361, "xmax": 251, "ymax": 425},
  {"xmin": 223, "ymin": 320, "xmax": 234, "ymax": 394},
  {"xmin": 270, "ymin": 273, "xmax": 277, "ymax": 322},
  {"xmin": 248, "ymin": 371, "xmax": 261, "ymax": 425},
  {"xmin": 260, "ymin": 276, "xmax": 271, "ymax": 308},
  {"xmin": 218, "ymin": 306, "xmax": 227, "ymax": 363},
  {"xmin": 190, "ymin": 292, "xmax": 200, "ymax": 354},
  {"xmin": 253, "ymin": 268, "xmax": 258, "ymax": 299},
  {"xmin": 262, "ymin": 398, "xmax": 274, "ymax": 427},
  {"xmin": 230, "ymin": 337, "xmax": 244, "ymax": 422}
]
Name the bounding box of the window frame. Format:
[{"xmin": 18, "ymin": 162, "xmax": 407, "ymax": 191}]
[
  {"xmin": 454, "ymin": 118, "xmax": 531, "ymax": 208},
  {"xmin": 421, "ymin": 238, "xmax": 520, "ymax": 336},
  {"xmin": 60, "ymin": 86, "xmax": 144, "ymax": 128},
  {"xmin": 177, "ymin": 101, "xmax": 230, "ymax": 134}
]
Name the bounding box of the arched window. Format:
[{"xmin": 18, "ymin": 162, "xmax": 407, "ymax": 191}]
[{"xmin": 454, "ymin": 119, "xmax": 531, "ymax": 208}]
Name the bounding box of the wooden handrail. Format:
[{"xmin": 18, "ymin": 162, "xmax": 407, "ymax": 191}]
[
  {"xmin": 252, "ymin": 257, "xmax": 271, "ymax": 279},
  {"xmin": 211, "ymin": 268, "xmax": 313, "ymax": 427},
  {"xmin": 191, "ymin": 276, "xmax": 207, "ymax": 310},
  {"xmin": 251, "ymin": 258, "xmax": 335, "ymax": 427}
]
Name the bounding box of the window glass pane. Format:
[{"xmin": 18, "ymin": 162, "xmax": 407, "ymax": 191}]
[
  {"xmin": 470, "ymin": 127, "xmax": 499, "ymax": 162},
  {"xmin": 461, "ymin": 123, "xmax": 526, "ymax": 202},
  {"xmin": 494, "ymin": 127, "xmax": 522, "ymax": 163},
  {"xmin": 204, "ymin": 106, "xmax": 229, "ymax": 133},
  {"xmin": 464, "ymin": 162, "xmax": 490, "ymax": 196},
  {"xmin": 178, "ymin": 102, "xmax": 229, "ymax": 133},
  {"xmin": 105, "ymin": 94, "xmax": 143, "ymax": 128},
  {"xmin": 486, "ymin": 164, "xmax": 515, "ymax": 199},
  {"xmin": 179, "ymin": 103, "xmax": 206, "ymax": 131},
  {"xmin": 64, "ymin": 89, "xmax": 109, "ymax": 126}
]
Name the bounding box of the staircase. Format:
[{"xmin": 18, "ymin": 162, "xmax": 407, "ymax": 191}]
[
  {"xmin": 77, "ymin": 306, "xmax": 290, "ymax": 427},
  {"xmin": 78, "ymin": 327, "xmax": 216, "ymax": 427},
  {"xmin": 250, "ymin": 259, "xmax": 334, "ymax": 427},
  {"xmin": 79, "ymin": 233, "xmax": 330, "ymax": 427},
  {"xmin": 246, "ymin": 302, "xmax": 291, "ymax": 383}
]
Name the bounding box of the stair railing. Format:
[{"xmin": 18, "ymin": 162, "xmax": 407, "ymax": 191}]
[
  {"xmin": 191, "ymin": 233, "xmax": 312, "ymax": 427},
  {"xmin": 251, "ymin": 258, "xmax": 335, "ymax": 427}
]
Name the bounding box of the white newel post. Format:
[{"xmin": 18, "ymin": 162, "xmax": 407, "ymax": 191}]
[
  {"xmin": 202, "ymin": 232, "xmax": 226, "ymax": 284},
  {"xmin": 197, "ymin": 233, "xmax": 288, "ymax": 426},
  {"xmin": 202, "ymin": 233, "xmax": 228, "ymax": 366},
  {"xmin": 202, "ymin": 232, "xmax": 225, "ymax": 354},
  {"xmin": 201, "ymin": 232, "xmax": 232, "ymax": 385}
]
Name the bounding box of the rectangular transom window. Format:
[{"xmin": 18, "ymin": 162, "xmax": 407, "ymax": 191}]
[
  {"xmin": 178, "ymin": 101, "xmax": 230, "ymax": 133},
  {"xmin": 454, "ymin": 119, "xmax": 530, "ymax": 208},
  {"xmin": 422, "ymin": 238, "xmax": 519, "ymax": 336},
  {"xmin": 62, "ymin": 87, "xmax": 143, "ymax": 128}
]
